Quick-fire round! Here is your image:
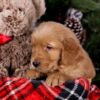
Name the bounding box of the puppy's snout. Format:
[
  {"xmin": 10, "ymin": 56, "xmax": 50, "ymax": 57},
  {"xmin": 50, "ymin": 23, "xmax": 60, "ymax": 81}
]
[{"xmin": 33, "ymin": 60, "xmax": 40, "ymax": 68}]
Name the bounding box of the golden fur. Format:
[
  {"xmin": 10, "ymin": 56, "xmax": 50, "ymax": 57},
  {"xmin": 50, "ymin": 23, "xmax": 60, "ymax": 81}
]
[{"xmin": 26, "ymin": 21, "xmax": 96, "ymax": 86}]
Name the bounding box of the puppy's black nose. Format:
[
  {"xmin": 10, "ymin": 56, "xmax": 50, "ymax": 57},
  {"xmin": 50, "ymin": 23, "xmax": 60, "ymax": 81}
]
[{"xmin": 33, "ymin": 61, "xmax": 40, "ymax": 67}]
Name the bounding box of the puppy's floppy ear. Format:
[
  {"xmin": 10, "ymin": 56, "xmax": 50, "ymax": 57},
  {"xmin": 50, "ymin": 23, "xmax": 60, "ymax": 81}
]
[
  {"xmin": 61, "ymin": 37, "xmax": 80, "ymax": 65},
  {"xmin": 32, "ymin": 0, "xmax": 46, "ymax": 19}
]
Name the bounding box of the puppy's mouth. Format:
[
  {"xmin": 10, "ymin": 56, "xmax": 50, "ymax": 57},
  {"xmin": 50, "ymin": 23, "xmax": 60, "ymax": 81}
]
[
  {"xmin": 37, "ymin": 66, "xmax": 57, "ymax": 73},
  {"xmin": 31, "ymin": 62, "xmax": 58, "ymax": 73}
]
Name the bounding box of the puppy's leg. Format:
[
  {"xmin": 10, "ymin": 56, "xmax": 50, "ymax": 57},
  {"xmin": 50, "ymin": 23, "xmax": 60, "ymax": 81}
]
[
  {"xmin": 14, "ymin": 64, "xmax": 42, "ymax": 79},
  {"xmin": 25, "ymin": 69, "xmax": 42, "ymax": 79},
  {"xmin": 46, "ymin": 71, "xmax": 66, "ymax": 87}
]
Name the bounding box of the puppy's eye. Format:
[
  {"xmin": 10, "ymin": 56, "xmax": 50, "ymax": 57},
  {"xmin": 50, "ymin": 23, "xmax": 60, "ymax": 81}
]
[{"xmin": 46, "ymin": 45, "xmax": 53, "ymax": 50}]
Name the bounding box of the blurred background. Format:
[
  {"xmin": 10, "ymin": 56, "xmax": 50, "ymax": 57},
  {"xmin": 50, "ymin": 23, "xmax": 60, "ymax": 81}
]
[{"xmin": 39, "ymin": 0, "xmax": 100, "ymax": 87}]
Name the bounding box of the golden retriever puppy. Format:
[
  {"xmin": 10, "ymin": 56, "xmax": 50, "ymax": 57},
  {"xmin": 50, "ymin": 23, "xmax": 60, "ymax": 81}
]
[{"xmin": 26, "ymin": 21, "xmax": 96, "ymax": 86}]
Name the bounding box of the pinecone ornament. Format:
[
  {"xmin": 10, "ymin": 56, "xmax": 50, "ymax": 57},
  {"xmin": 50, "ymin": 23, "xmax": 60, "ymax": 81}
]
[{"xmin": 64, "ymin": 8, "xmax": 86, "ymax": 45}]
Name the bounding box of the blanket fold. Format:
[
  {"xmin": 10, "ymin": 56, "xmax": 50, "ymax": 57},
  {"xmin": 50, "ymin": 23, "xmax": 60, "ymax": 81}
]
[{"xmin": 0, "ymin": 77, "xmax": 99, "ymax": 100}]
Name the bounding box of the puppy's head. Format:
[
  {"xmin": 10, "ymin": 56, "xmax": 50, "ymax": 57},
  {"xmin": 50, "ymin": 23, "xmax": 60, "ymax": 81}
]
[{"xmin": 31, "ymin": 22, "xmax": 80, "ymax": 73}]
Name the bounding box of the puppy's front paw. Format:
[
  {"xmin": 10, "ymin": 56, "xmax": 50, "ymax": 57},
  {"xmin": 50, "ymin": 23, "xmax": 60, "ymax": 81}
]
[
  {"xmin": 25, "ymin": 69, "xmax": 41, "ymax": 79},
  {"xmin": 46, "ymin": 72, "xmax": 66, "ymax": 87},
  {"xmin": 0, "ymin": 67, "xmax": 8, "ymax": 77}
]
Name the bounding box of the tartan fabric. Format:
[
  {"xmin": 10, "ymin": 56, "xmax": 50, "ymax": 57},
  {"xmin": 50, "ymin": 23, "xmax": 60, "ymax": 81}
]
[
  {"xmin": 88, "ymin": 85, "xmax": 100, "ymax": 100},
  {"xmin": 0, "ymin": 77, "xmax": 98, "ymax": 100},
  {"xmin": 0, "ymin": 77, "xmax": 34, "ymax": 100}
]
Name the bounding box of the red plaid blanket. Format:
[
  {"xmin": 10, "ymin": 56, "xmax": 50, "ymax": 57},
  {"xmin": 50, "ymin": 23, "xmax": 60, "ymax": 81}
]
[{"xmin": 0, "ymin": 77, "xmax": 100, "ymax": 100}]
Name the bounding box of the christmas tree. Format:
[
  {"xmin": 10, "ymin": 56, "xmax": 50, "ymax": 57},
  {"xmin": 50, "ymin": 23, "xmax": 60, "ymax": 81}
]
[{"xmin": 41, "ymin": 0, "xmax": 100, "ymax": 86}]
